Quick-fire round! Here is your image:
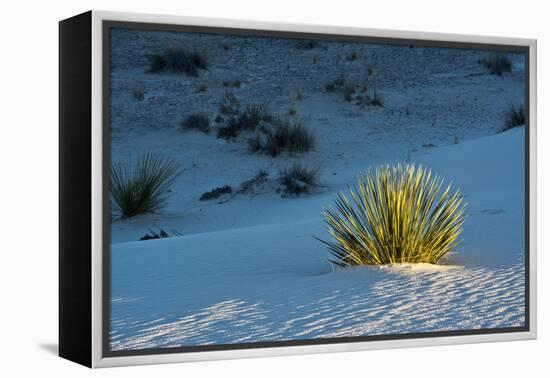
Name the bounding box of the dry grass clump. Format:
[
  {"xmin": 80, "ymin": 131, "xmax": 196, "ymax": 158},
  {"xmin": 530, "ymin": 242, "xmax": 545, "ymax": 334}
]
[
  {"xmin": 318, "ymin": 163, "xmax": 465, "ymax": 267},
  {"xmin": 217, "ymin": 117, "xmax": 241, "ymax": 140},
  {"xmin": 325, "ymin": 77, "xmax": 345, "ymax": 93},
  {"xmin": 238, "ymin": 169, "xmax": 269, "ymax": 194},
  {"xmin": 239, "ymin": 104, "xmax": 273, "ymax": 130},
  {"xmin": 279, "ymin": 163, "xmax": 320, "ymax": 196},
  {"xmin": 145, "ymin": 48, "xmax": 208, "ymax": 76},
  {"xmin": 295, "ymin": 39, "xmax": 321, "ymax": 50},
  {"xmin": 481, "ymin": 53, "xmax": 512, "ymax": 76},
  {"xmin": 218, "ymin": 103, "xmax": 273, "ymax": 140},
  {"xmin": 219, "ymin": 91, "xmax": 240, "ymax": 116},
  {"xmin": 181, "ymin": 113, "xmax": 209, "ymax": 133},
  {"xmin": 501, "ymin": 103, "xmax": 525, "ymax": 132},
  {"xmin": 249, "ymin": 118, "xmax": 315, "ymax": 156},
  {"xmin": 326, "ymin": 75, "xmax": 384, "ymax": 107}
]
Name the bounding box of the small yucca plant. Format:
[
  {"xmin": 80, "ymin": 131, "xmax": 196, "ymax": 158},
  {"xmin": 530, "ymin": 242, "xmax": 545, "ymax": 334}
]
[
  {"xmin": 110, "ymin": 153, "xmax": 181, "ymax": 218},
  {"xmin": 318, "ymin": 163, "xmax": 465, "ymax": 267},
  {"xmin": 482, "ymin": 53, "xmax": 512, "ymax": 76}
]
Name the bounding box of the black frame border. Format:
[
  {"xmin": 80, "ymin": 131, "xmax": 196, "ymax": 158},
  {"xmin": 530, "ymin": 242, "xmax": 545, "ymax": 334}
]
[
  {"xmin": 59, "ymin": 10, "xmax": 93, "ymax": 367},
  {"xmin": 101, "ymin": 19, "xmax": 531, "ymax": 359}
]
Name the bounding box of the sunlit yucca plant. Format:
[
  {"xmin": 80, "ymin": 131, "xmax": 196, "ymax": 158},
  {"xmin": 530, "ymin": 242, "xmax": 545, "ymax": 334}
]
[
  {"xmin": 318, "ymin": 163, "xmax": 466, "ymax": 267},
  {"xmin": 110, "ymin": 153, "xmax": 181, "ymax": 218}
]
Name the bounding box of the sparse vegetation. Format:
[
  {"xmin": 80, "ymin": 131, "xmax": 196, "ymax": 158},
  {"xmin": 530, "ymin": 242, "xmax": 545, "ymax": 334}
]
[
  {"xmin": 325, "ymin": 77, "xmax": 345, "ymax": 93},
  {"xmin": 279, "ymin": 163, "xmax": 320, "ymax": 196},
  {"xmin": 200, "ymin": 185, "xmax": 232, "ymax": 201},
  {"xmin": 239, "ymin": 104, "xmax": 273, "ymax": 130},
  {"xmin": 327, "ymin": 74, "xmax": 384, "ymax": 108},
  {"xmin": 253, "ymin": 118, "xmax": 315, "ymax": 156},
  {"xmin": 182, "ymin": 113, "xmax": 210, "ymax": 133},
  {"xmin": 145, "ymin": 48, "xmax": 208, "ymax": 76},
  {"xmin": 317, "ymin": 163, "xmax": 465, "ymax": 267},
  {"xmin": 295, "ymin": 39, "xmax": 321, "ymax": 50},
  {"xmin": 218, "ymin": 103, "xmax": 273, "ymax": 140},
  {"xmin": 481, "ymin": 53, "xmax": 512, "ymax": 76},
  {"xmin": 238, "ymin": 169, "xmax": 269, "ymax": 194},
  {"xmin": 110, "ymin": 153, "xmax": 181, "ymax": 218},
  {"xmin": 501, "ymin": 103, "xmax": 525, "ymax": 132},
  {"xmin": 217, "ymin": 116, "xmax": 241, "ymax": 140},
  {"xmin": 219, "ymin": 92, "xmax": 240, "ymax": 116},
  {"xmin": 140, "ymin": 229, "xmax": 174, "ymax": 241}
]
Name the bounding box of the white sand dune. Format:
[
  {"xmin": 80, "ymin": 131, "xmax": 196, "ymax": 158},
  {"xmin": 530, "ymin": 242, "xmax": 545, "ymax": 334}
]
[
  {"xmin": 110, "ymin": 129, "xmax": 526, "ymax": 350},
  {"xmin": 111, "ymin": 244, "xmax": 524, "ymax": 350}
]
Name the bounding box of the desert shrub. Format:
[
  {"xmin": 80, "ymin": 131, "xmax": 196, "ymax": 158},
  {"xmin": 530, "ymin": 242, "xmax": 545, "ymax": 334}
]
[
  {"xmin": 325, "ymin": 82, "xmax": 336, "ymax": 92},
  {"xmin": 253, "ymin": 168, "xmax": 269, "ymax": 181},
  {"xmin": 217, "ymin": 117, "xmax": 241, "ymax": 140},
  {"xmin": 145, "ymin": 48, "xmax": 208, "ymax": 76},
  {"xmin": 219, "ymin": 103, "xmax": 272, "ymax": 140},
  {"xmin": 279, "ymin": 163, "xmax": 320, "ymax": 196},
  {"xmin": 200, "ymin": 185, "xmax": 232, "ymax": 201},
  {"xmin": 318, "ymin": 163, "xmax": 465, "ymax": 267},
  {"xmin": 481, "ymin": 53, "xmax": 512, "ymax": 76},
  {"xmin": 238, "ymin": 169, "xmax": 269, "ymax": 194},
  {"xmin": 181, "ymin": 113, "xmax": 209, "ymax": 133},
  {"xmin": 140, "ymin": 229, "xmax": 171, "ymax": 241},
  {"xmin": 325, "ymin": 77, "xmax": 345, "ymax": 93},
  {"xmin": 219, "ymin": 91, "xmax": 240, "ymax": 116},
  {"xmin": 261, "ymin": 118, "xmax": 315, "ymax": 156},
  {"xmin": 239, "ymin": 103, "xmax": 273, "ymax": 130},
  {"xmin": 295, "ymin": 39, "xmax": 321, "ymax": 50},
  {"xmin": 110, "ymin": 153, "xmax": 181, "ymax": 218},
  {"xmin": 345, "ymin": 79, "xmax": 383, "ymax": 108},
  {"xmin": 502, "ymin": 103, "xmax": 525, "ymax": 131}
]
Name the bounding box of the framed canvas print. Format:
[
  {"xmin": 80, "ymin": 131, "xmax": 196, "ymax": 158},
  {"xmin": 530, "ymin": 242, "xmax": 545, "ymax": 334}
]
[{"xmin": 59, "ymin": 10, "xmax": 537, "ymax": 368}]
